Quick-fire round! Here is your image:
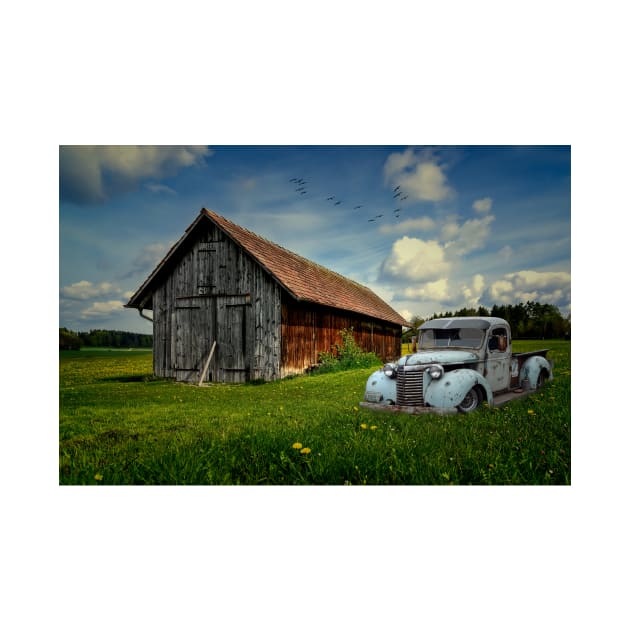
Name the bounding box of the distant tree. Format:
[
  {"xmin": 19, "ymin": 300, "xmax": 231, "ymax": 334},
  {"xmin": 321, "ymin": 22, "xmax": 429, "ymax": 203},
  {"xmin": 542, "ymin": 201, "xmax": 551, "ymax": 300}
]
[
  {"xmin": 74, "ymin": 329, "xmax": 153, "ymax": 348},
  {"xmin": 422, "ymin": 303, "xmax": 569, "ymax": 339},
  {"xmin": 59, "ymin": 328, "xmax": 82, "ymax": 350}
]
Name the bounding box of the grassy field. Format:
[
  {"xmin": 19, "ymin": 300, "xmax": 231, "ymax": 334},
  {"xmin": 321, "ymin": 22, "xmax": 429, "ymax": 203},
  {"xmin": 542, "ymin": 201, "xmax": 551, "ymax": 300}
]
[{"xmin": 59, "ymin": 341, "xmax": 570, "ymax": 485}]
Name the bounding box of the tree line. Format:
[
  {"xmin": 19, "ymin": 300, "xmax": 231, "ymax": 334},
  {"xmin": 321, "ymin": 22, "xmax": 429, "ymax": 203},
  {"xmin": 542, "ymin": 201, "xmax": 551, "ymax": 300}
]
[
  {"xmin": 59, "ymin": 328, "xmax": 153, "ymax": 350},
  {"xmin": 60, "ymin": 301, "xmax": 570, "ymax": 350},
  {"xmin": 404, "ymin": 301, "xmax": 570, "ymax": 340}
]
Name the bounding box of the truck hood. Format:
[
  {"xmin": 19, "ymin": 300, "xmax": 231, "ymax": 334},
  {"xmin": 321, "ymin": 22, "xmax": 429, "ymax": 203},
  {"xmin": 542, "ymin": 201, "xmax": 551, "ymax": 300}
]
[{"xmin": 400, "ymin": 350, "xmax": 479, "ymax": 366}]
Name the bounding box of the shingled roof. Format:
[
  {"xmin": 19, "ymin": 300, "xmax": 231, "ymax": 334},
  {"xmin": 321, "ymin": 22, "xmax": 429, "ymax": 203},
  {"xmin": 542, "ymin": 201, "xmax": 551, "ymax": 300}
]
[{"xmin": 126, "ymin": 208, "xmax": 410, "ymax": 327}]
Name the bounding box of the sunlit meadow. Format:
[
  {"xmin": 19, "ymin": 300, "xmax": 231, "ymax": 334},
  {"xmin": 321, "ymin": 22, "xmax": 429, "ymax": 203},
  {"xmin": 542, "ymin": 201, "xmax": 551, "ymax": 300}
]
[{"xmin": 59, "ymin": 341, "xmax": 570, "ymax": 485}]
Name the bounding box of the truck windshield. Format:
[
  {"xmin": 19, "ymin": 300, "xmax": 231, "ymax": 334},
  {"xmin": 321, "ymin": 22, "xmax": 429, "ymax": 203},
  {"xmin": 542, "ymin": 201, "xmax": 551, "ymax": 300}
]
[{"xmin": 419, "ymin": 328, "xmax": 485, "ymax": 349}]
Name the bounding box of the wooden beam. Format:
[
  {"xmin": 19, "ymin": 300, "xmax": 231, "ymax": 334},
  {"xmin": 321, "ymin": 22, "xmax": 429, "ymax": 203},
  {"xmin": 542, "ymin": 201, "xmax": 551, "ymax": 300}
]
[{"xmin": 198, "ymin": 340, "xmax": 217, "ymax": 386}]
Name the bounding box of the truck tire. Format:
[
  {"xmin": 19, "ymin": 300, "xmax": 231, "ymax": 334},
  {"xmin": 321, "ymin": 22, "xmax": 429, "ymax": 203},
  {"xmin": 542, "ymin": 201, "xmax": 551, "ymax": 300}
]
[
  {"xmin": 457, "ymin": 386, "xmax": 482, "ymax": 413},
  {"xmin": 536, "ymin": 370, "xmax": 549, "ymax": 390}
]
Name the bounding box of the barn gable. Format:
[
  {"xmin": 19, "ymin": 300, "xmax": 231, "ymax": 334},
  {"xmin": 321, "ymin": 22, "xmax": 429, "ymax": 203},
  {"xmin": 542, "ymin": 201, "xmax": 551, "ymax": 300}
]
[{"xmin": 126, "ymin": 209, "xmax": 409, "ymax": 382}]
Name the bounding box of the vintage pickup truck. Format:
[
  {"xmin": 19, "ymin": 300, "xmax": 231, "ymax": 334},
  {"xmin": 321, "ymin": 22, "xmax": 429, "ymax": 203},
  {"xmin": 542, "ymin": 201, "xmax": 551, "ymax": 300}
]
[{"xmin": 361, "ymin": 316, "xmax": 553, "ymax": 414}]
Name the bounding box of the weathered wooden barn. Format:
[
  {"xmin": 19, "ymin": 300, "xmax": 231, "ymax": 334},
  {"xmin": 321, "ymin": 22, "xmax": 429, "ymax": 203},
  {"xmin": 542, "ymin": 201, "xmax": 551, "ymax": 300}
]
[{"xmin": 125, "ymin": 208, "xmax": 409, "ymax": 383}]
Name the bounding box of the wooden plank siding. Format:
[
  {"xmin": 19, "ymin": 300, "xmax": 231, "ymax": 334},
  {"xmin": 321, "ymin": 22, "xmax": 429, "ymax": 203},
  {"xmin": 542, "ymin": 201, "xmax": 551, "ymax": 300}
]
[
  {"xmin": 280, "ymin": 295, "xmax": 402, "ymax": 377},
  {"xmin": 152, "ymin": 221, "xmax": 281, "ymax": 383}
]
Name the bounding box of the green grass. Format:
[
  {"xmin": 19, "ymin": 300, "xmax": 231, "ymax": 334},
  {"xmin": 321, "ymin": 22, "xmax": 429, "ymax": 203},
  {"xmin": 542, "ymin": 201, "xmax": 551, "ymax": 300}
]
[{"xmin": 59, "ymin": 340, "xmax": 570, "ymax": 485}]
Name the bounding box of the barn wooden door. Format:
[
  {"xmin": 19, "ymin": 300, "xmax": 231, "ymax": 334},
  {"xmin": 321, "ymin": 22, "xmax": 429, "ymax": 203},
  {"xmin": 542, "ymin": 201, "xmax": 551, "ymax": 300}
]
[
  {"xmin": 216, "ymin": 296, "xmax": 251, "ymax": 383},
  {"xmin": 174, "ymin": 296, "xmax": 216, "ymax": 382}
]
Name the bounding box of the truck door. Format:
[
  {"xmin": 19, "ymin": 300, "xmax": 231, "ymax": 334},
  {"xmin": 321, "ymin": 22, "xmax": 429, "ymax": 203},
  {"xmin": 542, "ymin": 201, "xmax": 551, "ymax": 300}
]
[{"xmin": 485, "ymin": 325, "xmax": 511, "ymax": 393}]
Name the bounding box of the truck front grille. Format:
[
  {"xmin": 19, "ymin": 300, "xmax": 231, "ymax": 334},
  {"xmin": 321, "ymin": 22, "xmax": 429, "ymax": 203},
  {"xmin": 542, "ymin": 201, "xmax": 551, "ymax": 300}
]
[{"xmin": 396, "ymin": 369, "xmax": 424, "ymax": 406}]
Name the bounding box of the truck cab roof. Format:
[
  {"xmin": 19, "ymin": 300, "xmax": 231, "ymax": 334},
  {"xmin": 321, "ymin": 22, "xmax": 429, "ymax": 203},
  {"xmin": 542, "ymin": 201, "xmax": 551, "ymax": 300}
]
[{"xmin": 419, "ymin": 316, "xmax": 509, "ymax": 331}]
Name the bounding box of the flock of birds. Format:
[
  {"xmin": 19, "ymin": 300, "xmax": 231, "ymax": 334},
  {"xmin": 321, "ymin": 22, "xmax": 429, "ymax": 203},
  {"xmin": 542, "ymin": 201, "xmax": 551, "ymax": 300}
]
[{"xmin": 288, "ymin": 178, "xmax": 410, "ymax": 224}]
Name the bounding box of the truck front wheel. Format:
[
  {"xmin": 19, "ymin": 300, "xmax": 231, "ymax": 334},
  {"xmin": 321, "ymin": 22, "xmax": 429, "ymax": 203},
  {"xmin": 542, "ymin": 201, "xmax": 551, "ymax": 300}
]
[{"xmin": 457, "ymin": 386, "xmax": 482, "ymax": 413}]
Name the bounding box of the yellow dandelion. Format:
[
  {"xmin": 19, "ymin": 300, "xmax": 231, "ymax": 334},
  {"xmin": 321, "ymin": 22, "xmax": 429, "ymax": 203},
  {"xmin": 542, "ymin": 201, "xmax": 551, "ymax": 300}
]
[
  {"xmin": 360, "ymin": 423, "xmax": 368, "ymax": 430},
  {"xmin": 352, "ymin": 406, "xmax": 359, "ymax": 412},
  {"xmin": 370, "ymin": 425, "xmax": 378, "ymax": 430},
  {"xmin": 292, "ymin": 442, "xmax": 303, "ymax": 449},
  {"xmin": 527, "ymin": 409, "xmax": 535, "ymax": 415},
  {"xmin": 300, "ymin": 447, "xmax": 311, "ymax": 454},
  {"xmin": 94, "ymin": 473, "xmax": 103, "ymax": 481}
]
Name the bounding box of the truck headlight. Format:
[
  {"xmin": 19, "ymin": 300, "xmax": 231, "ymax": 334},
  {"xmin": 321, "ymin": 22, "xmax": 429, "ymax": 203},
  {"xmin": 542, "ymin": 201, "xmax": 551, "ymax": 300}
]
[
  {"xmin": 427, "ymin": 365, "xmax": 444, "ymax": 380},
  {"xmin": 383, "ymin": 363, "xmax": 397, "ymax": 378}
]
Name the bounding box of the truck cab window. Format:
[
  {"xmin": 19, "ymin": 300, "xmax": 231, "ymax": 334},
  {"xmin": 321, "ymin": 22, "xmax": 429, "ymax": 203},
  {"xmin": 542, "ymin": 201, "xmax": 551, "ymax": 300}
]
[{"xmin": 488, "ymin": 328, "xmax": 508, "ymax": 352}]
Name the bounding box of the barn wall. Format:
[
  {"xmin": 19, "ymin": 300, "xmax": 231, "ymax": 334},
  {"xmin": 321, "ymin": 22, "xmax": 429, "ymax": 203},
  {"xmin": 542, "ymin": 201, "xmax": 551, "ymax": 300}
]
[
  {"xmin": 152, "ymin": 222, "xmax": 281, "ymax": 383},
  {"xmin": 280, "ymin": 296, "xmax": 402, "ymax": 377}
]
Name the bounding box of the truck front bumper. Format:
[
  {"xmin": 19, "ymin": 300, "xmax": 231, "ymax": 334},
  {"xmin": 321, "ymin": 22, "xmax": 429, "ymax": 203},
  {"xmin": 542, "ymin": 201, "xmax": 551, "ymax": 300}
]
[{"xmin": 359, "ymin": 401, "xmax": 458, "ymax": 415}]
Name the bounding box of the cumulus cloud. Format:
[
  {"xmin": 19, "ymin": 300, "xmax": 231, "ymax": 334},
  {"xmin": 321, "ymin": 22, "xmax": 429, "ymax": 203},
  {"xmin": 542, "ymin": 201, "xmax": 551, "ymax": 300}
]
[
  {"xmin": 80, "ymin": 300, "xmax": 125, "ymax": 319},
  {"xmin": 400, "ymin": 278, "xmax": 451, "ymax": 301},
  {"xmin": 379, "ymin": 216, "xmax": 436, "ymax": 235},
  {"xmin": 442, "ymin": 215, "xmax": 495, "ymax": 256},
  {"xmin": 473, "ymin": 197, "xmax": 493, "ymax": 213},
  {"xmin": 380, "ymin": 236, "xmax": 451, "ymax": 283},
  {"xmin": 60, "ymin": 145, "xmax": 211, "ymax": 205},
  {"xmin": 483, "ymin": 270, "xmax": 571, "ymax": 306},
  {"xmin": 61, "ymin": 280, "xmax": 121, "ymax": 300},
  {"xmin": 461, "ymin": 274, "xmax": 485, "ymax": 303},
  {"xmin": 383, "ymin": 148, "xmax": 454, "ymax": 202}
]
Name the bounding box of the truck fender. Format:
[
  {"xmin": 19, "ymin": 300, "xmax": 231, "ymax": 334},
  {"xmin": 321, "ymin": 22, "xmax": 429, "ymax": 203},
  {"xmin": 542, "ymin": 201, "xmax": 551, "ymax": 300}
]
[
  {"xmin": 425, "ymin": 369, "xmax": 493, "ymax": 409},
  {"xmin": 364, "ymin": 368, "xmax": 397, "ymax": 404},
  {"xmin": 519, "ymin": 356, "xmax": 553, "ymax": 390}
]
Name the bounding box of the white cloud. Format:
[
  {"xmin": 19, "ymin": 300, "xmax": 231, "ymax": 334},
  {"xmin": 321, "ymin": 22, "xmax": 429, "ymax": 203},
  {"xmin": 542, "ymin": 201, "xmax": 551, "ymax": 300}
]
[
  {"xmin": 145, "ymin": 182, "xmax": 177, "ymax": 195},
  {"xmin": 399, "ymin": 308, "xmax": 414, "ymax": 323},
  {"xmin": 379, "ymin": 216, "xmax": 436, "ymax": 235},
  {"xmin": 401, "ymin": 278, "xmax": 451, "ymax": 301},
  {"xmin": 442, "ymin": 215, "xmax": 495, "ymax": 256},
  {"xmin": 60, "ymin": 145, "xmax": 212, "ymax": 205},
  {"xmin": 461, "ymin": 274, "xmax": 485, "ymax": 303},
  {"xmin": 383, "ymin": 148, "xmax": 454, "ymax": 202},
  {"xmin": 61, "ymin": 280, "xmax": 121, "ymax": 300},
  {"xmin": 487, "ymin": 279, "xmax": 515, "ymax": 303},
  {"xmin": 380, "ymin": 236, "xmax": 450, "ymax": 282},
  {"xmin": 506, "ymin": 269, "xmax": 571, "ymax": 291},
  {"xmin": 80, "ymin": 300, "xmax": 125, "ymax": 319},
  {"xmin": 473, "ymin": 197, "xmax": 493, "ymax": 213},
  {"xmin": 484, "ymin": 270, "xmax": 571, "ymax": 307},
  {"xmin": 383, "ymin": 147, "xmax": 417, "ymax": 181}
]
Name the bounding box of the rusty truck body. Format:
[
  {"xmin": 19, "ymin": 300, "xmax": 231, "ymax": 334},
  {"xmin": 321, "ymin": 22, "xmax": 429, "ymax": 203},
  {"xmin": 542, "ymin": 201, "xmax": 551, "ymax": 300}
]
[{"xmin": 360, "ymin": 316, "xmax": 553, "ymax": 414}]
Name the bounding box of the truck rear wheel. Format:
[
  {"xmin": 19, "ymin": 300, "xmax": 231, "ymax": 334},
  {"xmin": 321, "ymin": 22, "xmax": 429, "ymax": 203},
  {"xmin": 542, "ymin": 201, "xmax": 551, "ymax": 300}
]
[
  {"xmin": 536, "ymin": 370, "xmax": 549, "ymax": 390},
  {"xmin": 457, "ymin": 386, "xmax": 481, "ymax": 413}
]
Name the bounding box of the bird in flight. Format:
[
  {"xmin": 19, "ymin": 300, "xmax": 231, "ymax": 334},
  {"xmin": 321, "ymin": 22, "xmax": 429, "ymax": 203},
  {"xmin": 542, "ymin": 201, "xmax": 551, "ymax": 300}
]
[
  {"xmin": 326, "ymin": 196, "xmax": 335, "ymax": 201},
  {"xmin": 334, "ymin": 201, "xmax": 341, "ymax": 205},
  {"xmin": 393, "ymin": 185, "xmax": 401, "ymax": 192},
  {"xmin": 354, "ymin": 205, "xmax": 363, "ymax": 209}
]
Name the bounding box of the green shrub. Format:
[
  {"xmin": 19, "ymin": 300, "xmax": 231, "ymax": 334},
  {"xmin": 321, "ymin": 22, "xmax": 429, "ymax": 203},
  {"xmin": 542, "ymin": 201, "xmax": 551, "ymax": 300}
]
[{"xmin": 316, "ymin": 328, "xmax": 382, "ymax": 374}]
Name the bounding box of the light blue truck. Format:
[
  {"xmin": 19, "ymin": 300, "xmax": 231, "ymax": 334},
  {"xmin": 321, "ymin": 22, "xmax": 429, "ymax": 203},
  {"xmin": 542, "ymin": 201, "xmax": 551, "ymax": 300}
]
[{"xmin": 361, "ymin": 316, "xmax": 553, "ymax": 414}]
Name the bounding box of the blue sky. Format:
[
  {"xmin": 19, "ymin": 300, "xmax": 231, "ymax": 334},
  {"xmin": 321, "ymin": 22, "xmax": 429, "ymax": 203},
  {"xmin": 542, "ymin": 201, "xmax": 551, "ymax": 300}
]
[{"xmin": 59, "ymin": 145, "xmax": 570, "ymax": 332}]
